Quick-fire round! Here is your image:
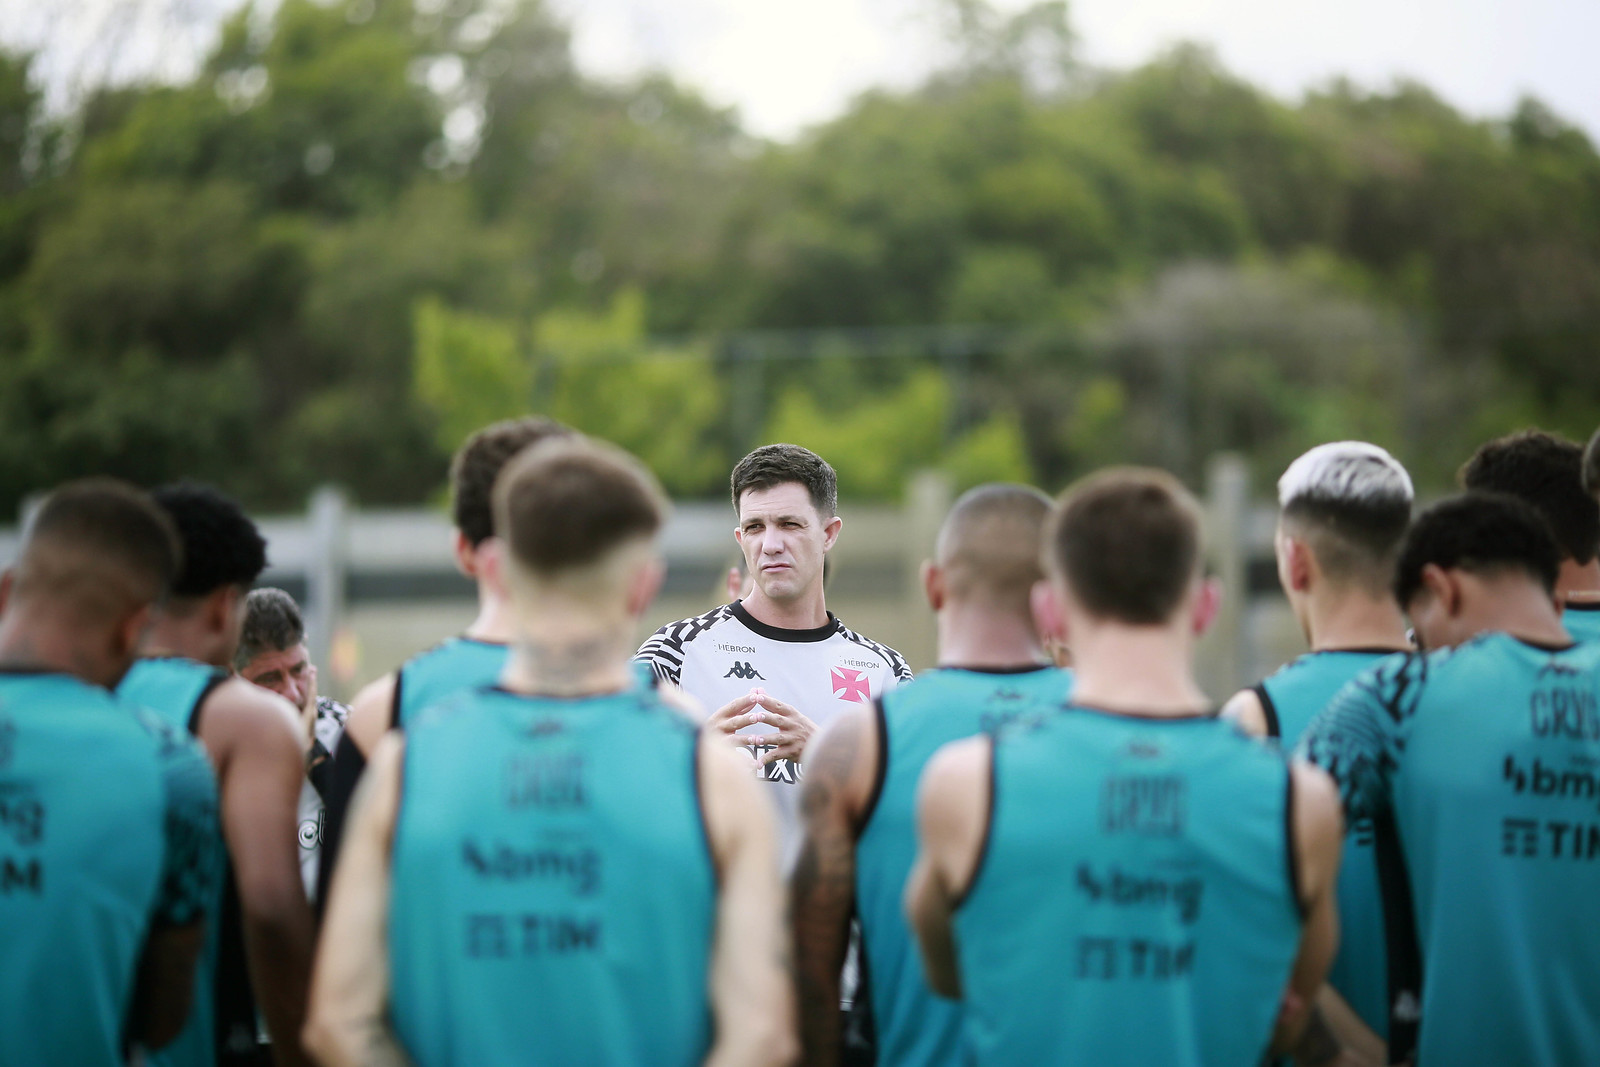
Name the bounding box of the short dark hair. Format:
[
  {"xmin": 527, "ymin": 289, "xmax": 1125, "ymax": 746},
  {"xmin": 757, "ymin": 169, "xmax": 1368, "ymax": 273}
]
[
  {"xmin": 1278, "ymin": 442, "xmax": 1413, "ymax": 591},
  {"xmin": 730, "ymin": 444, "xmax": 837, "ymax": 517},
  {"xmin": 451, "ymin": 417, "xmax": 576, "ymax": 547},
  {"xmin": 1459, "ymin": 430, "xmax": 1599, "ymax": 564},
  {"xmin": 151, "ymin": 483, "xmax": 267, "ymax": 598},
  {"xmin": 15, "ymin": 478, "xmax": 181, "ymax": 616},
  {"xmin": 1394, "ymin": 492, "xmax": 1561, "ymax": 606},
  {"xmin": 1049, "ymin": 468, "xmax": 1203, "ymax": 625},
  {"xmin": 937, "ymin": 483, "xmax": 1054, "ymax": 615},
  {"xmin": 495, "ymin": 438, "xmax": 668, "ymax": 574},
  {"xmin": 1584, "ymin": 427, "xmax": 1600, "ymax": 500},
  {"xmin": 234, "ymin": 587, "xmax": 306, "ymax": 671}
]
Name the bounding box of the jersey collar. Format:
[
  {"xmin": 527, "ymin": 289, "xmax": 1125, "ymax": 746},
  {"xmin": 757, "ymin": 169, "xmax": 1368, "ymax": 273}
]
[{"xmin": 729, "ymin": 600, "xmax": 842, "ymax": 643}]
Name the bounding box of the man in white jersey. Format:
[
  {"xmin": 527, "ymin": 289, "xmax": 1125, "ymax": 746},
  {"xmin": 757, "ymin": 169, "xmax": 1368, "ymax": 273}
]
[{"xmin": 636, "ymin": 443, "xmax": 913, "ymax": 868}]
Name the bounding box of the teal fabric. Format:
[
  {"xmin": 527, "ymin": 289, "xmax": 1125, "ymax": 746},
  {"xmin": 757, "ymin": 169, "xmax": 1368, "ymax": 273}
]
[
  {"xmin": 390, "ymin": 682, "xmax": 716, "ymax": 1066},
  {"xmin": 0, "ymin": 670, "xmax": 219, "ymax": 1066},
  {"xmin": 955, "ymin": 708, "xmax": 1302, "ymax": 1066},
  {"xmin": 1260, "ymin": 650, "xmax": 1398, "ymax": 1041},
  {"xmin": 1299, "ymin": 635, "xmax": 1600, "ymax": 1066},
  {"xmin": 856, "ymin": 665, "xmax": 1072, "ymax": 1067},
  {"xmin": 1563, "ymin": 603, "xmax": 1600, "ymax": 644},
  {"xmin": 394, "ymin": 637, "xmax": 508, "ymax": 730},
  {"xmin": 118, "ymin": 657, "xmax": 229, "ymax": 1067}
]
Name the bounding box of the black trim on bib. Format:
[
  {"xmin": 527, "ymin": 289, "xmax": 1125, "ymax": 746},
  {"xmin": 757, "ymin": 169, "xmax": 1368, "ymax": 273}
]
[
  {"xmin": 1254, "ymin": 683, "xmax": 1281, "ymax": 740},
  {"xmin": 855, "ymin": 696, "xmax": 891, "ymax": 836},
  {"xmin": 1283, "ymin": 764, "xmax": 1307, "ymax": 922},
  {"xmin": 1373, "ymin": 807, "xmax": 1423, "ymax": 1064},
  {"xmin": 730, "ymin": 601, "xmax": 842, "ymax": 643}
]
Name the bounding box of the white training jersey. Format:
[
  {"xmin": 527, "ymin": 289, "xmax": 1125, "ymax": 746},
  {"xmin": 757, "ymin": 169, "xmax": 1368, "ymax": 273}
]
[{"xmin": 636, "ymin": 600, "xmax": 913, "ymax": 866}]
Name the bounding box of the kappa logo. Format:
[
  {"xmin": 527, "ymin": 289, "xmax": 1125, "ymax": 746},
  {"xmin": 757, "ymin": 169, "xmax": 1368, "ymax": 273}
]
[
  {"xmin": 831, "ymin": 667, "xmax": 870, "ymax": 703},
  {"xmin": 724, "ymin": 661, "xmax": 765, "ymax": 681}
]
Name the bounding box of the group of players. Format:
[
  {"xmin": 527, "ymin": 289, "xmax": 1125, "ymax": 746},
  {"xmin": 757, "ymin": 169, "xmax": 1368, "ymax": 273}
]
[{"xmin": 3, "ymin": 413, "xmax": 1599, "ymax": 1066}]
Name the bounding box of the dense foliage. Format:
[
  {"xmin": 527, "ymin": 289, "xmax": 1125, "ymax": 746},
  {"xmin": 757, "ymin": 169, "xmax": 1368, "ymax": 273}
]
[{"xmin": 1, "ymin": 0, "xmax": 1596, "ymax": 511}]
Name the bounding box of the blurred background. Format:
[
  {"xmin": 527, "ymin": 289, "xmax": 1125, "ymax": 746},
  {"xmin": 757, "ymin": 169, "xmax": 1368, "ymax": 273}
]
[{"xmin": 0, "ymin": 0, "xmax": 1596, "ymax": 696}]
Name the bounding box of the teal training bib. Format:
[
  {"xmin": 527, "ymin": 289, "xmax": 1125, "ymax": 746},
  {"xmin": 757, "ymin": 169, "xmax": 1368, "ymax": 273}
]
[
  {"xmin": 393, "ymin": 637, "xmax": 508, "ymax": 730},
  {"xmin": 0, "ymin": 670, "xmax": 218, "ymax": 1066},
  {"xmin": 1259, "ymin": 649, "xmax": 1399, "ymax": 1040},
  {"xmin": 955, "ymin": 708, "xmax": 1302, "ymax": 1066},
  {"xmin": 390, "ymin": 683, "xmax": 717, "ymax": 1066},
  {"xmin": 856, "ymin": 665, "xmax": 1072, "ymax": 1067}
]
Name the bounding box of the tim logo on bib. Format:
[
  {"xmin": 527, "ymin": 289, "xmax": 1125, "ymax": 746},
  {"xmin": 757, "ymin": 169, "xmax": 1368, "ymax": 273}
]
[{"xmin": 831, "ymin": 667, "xmax": 870, "ymax": 703}]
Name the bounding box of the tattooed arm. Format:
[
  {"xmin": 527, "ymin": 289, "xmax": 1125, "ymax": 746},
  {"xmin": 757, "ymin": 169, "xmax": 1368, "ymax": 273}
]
[{"xmin": 789, "ymin": 703, "xmax": 881, "ymax": 1067}]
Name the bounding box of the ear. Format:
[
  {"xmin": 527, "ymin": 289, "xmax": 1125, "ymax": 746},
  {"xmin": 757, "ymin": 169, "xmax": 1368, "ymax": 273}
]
[
  {"xmin": 454, "ymin": 530, "xmax": 479, "ymax": 579},
  {"xmin": 477, "ymin": 537, "xmax": 511, "ymax": 603},
  {"xmin": 209, "ymin": 585, "xmax": 240, "ymax": 636},
  {"xmin": 1031, "ymin": 579, "xmax": 1065, "ymax": 644},
  {"xmin": 1420, "ymin": 564, "xmax": 1459, "ymax": 616},
  {"xmin": 0, "ymin": 568, "xmax": 13, "ymax": 616},
  {"xmin": 922, "ymin": 560, "xmax": 944, "ymax": 612},
  {"xmin": 115, "ymin": 603, "xmax": 155, "ymax": 663},
  {"xmin": 1191, "ymin": 576, "xmax": 1223, "ymax": 637},
  {"xmin": 627, "ymin": 557, "xmax": 666, "ymax": 618},
  {"xmin": 821, "ymin": 514, "xmax": 843, "ymax": 552},
  {"xmin": 1282, "ymin": 536, "xmax": 1314, "ymax": 594}
]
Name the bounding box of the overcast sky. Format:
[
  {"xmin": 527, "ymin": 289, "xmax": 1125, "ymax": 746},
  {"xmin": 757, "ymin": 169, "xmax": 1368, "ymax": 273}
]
[
  {"xmin": 3, "ymin": 0, "xmax": 1596, "ymax": 142},
  {"xmin": 551, "ymin": 0, "xmax": 1600, "ymax": 140}
]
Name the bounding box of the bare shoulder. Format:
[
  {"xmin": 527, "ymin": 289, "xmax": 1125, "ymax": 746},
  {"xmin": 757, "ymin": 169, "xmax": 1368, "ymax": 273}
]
[
  {"xmin": 1222, "ymin": 687, "xmax": 1270, "ymax": 738},
  {"xmin": 920, "ymin": 734, "xmax": 991, "ymax": 806},
  {"xmin": 697, "ymin": 732, "xmax": 775, "ymax": 867},
  {"xmin": 800, "ymin": 702, "xmax": 880, "ymax": 816},
  {"xmin": 656, "ymin": 681, "xmax": 707, "ymax": 724},
  {"xmin": 343, "ymin": 672, "xmax": 398, "ymax": 757},
  {"xmin": 202, "ymin": 676, "xmax": 301, "ymax": 758}
]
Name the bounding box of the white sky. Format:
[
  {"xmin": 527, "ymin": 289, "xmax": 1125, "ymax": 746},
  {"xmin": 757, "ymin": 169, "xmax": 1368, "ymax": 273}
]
[
  {"xmin": 2, "ymin": 0, "xmax": 1596, "ymax": 143},
  {"xmin": 552, "ymin": 0, "xmax": 1600, "ymax": 141}
]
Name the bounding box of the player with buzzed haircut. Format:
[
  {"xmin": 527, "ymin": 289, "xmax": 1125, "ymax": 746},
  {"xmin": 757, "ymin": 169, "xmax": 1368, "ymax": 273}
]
[
  {"xmin": 908, "ymin": 469, "xmax": 1344, "ymax": 1065},
  {"xmin": 1223, "ymin": 442, "xmax": 1413, "ymax": 1062},
  {"xmin": 307, "ymin": 438, "xmax": 796, "ymax": 1067},
  {"xmin": 1298, "ymin": 493, "xmax": 1600, "ymax": 1064},
  {"xmin": 119, "ymin": 484, "xmax": 314, "ymax": 1067},
  {"xmin": 0, "ymin": 480, "xmax": 221, "ymax": 1064},
  {"xmin": 792, "ymin": 484, "xmax": 1072, "ymax": 1067},
  {"xmin": 317, "ymin": 415, "xmax": 574, "ymax": 910},
  {"xmin": 1460, "ymin": 429, "xmax": 1600, "ymax": 642},
  {"xmin": 636, "ymin": 443, "xmax": 913, "ymax": 869}
]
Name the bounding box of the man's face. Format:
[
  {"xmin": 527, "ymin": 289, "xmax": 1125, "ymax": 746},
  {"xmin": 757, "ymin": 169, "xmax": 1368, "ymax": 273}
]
[
  {"xmin": 735, "ymin": 482, "xmax": 837, "ymax": 605},
  {"xmin": 239, "ymin": 642, "xmax": 313, "ymax": 710}
]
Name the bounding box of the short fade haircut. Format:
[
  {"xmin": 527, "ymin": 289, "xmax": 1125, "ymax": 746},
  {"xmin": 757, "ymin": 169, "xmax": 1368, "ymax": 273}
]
[
  {"xmin": 1583, "ymin": 427, "xmax": 1600, "ymax": 500},
  {"xmin": 1459, "ymin": 430, "xmax": 1599, "ymax": 565},
  {"xmin": 1394, "ymin": 492, "xmax": 1560, "ymax": 607},
  {"xmin": 1279, "ymin": 441, "xmax": 1413, "ymax": 589},
  {"xmin": 14, "ymin": 478, "xmax": 181, "ymax": 618},
  {"xmin": 494, "ymin": 438, "xmax": 668, "ymax": 575},
  {"xmin": 234, "ymin": 587, "xmax": 306, "ymax": 671},
  {"xmin": 152, "ymin": 483, "xmax": 267, "ymax": 598},
  {"xmin": 1048, "ymin": 467, "xmax": 1204, "ymax": 625},
  {"xmin": 451, "ymin": 416, "xmax": 576, "ymax": 547},
  {"xmin": 936, "ymin": 483, "xmax": 1054, "ymax": 616},
  {"xmin": 730, "ymin": 444, "xmax": 837, "ymax": 518}
]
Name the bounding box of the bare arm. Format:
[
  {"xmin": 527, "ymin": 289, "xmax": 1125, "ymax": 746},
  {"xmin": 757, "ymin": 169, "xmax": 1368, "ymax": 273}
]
[
  {"xmin": 905, "ymin": 737, "xmax": 992, "ymax": 1000},
  {"xmin": 129, "ymin": 921, "xmax": 206, "ymax": 1047},
  {"xmin": 204, "ymin": 680, "xmax": 317, "ymax": 1067},
  {"xmin": 343, "ymin": 673, "xmax": 396, "ymax": 760},
  {"xmin": 304, "ymin": 732, "xmax": 413, "ymax": 1067},
  {"xmin": 1222, "ymin": 688, "xmax": 1271, "ymax": 738},
  {"xmin": 1273, "ymin": 762, "xmax": 1345, "ymax": 1058},
  {"xmin": 699, "ymin": 732, "xmax": 798, "ymax": 1067},
  {"xmin": 789, "ymin": 704, "xmax": 878, "ymax": 1067}
]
